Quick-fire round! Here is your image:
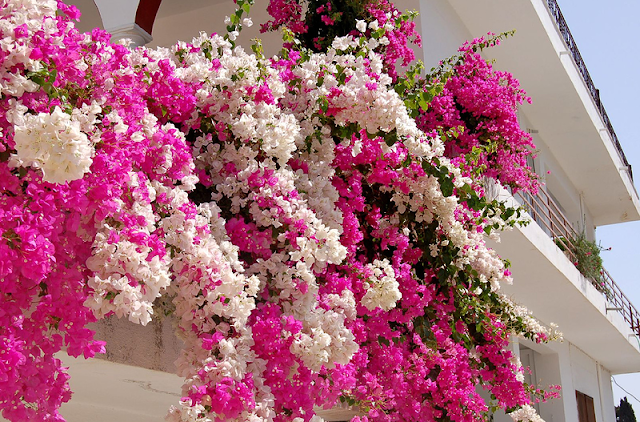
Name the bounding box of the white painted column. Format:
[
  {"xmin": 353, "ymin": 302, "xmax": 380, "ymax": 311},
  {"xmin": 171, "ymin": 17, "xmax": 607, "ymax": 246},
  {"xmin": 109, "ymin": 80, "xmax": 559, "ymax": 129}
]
[
  {"xmin": 94, "ymin": 0, "xmax": 153, "ymax": 47},
  {"xmin": 509, "ymin": 334, "xmax": 521, "ymax": 358}
]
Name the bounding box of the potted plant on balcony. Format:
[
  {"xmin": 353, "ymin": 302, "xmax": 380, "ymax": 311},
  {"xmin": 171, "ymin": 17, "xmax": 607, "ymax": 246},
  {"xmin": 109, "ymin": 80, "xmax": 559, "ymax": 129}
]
[{"xmin": 555, "ymin": 232, "xmax": 608, "ymax": 295}]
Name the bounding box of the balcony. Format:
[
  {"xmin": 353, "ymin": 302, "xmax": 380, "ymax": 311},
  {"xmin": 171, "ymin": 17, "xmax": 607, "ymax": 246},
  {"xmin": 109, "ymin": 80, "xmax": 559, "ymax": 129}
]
[
  {"xmin": 482, "ymin": 185, "xmax": 640, "ymax": 373},
  {"xmin": 440, "ymin": 0, "xmax": 640, "ymax": 226},
  {"xmin": 515, "ymin": 187, "xmax": 640, "ymax": 338},
  {"xmin": 544, "ymin": 0, "xmax": 632, "ymax": 181}
]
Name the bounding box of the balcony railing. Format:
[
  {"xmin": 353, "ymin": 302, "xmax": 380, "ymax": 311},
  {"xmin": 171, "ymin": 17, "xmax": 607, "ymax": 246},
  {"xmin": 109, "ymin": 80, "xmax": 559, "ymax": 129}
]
[
  {"xmin": 602, "ymin": 268, "xmax": 640, "ymax": 337},
  {"xmin": 515, "ymin": 188, "xmax": 640, "ymax": 336},
  {"xmin": 544, "ymin": 0, "xmax": 633, "ymax": 181},
  {"xmin": 515, "ymin": 187, "xmax": 574, "ymax": 256}
]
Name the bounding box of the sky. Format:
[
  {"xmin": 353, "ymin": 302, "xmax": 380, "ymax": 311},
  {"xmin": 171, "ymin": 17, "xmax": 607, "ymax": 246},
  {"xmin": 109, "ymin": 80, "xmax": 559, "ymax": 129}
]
[{"xmin": 554, "ymin": 0, "xmax": 640, "ymax": 409}]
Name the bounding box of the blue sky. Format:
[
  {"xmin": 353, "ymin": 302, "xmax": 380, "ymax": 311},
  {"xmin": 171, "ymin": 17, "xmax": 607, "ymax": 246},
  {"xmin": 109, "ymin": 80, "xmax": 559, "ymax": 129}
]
[{"xmin": 555, "ymin": 0, "xmax": 640, "ymax": 409}]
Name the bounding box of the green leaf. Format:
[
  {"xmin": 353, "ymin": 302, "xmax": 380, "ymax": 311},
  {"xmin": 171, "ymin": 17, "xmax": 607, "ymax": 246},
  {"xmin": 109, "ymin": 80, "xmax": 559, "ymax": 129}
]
[
  {"xmin": 378, "ymin": 335, "xmax": 390, "ymax": 347},
  {"xmin": 440, "ymin": 177, "xmax": 454, "ymax": 197},
  {"xmin": 437, "ymin": 269, "xmax": 448, "ymax": 284},
  {"xmin": 385, "ymin": 132, "xmax": 397, "ymax": 147}
]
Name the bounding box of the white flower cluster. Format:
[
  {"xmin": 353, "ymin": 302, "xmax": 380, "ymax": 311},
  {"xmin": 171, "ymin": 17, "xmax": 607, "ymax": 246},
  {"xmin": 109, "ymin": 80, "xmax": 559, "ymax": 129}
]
[
  {"xmin": 500, "ymin": 294, "xmax": 563, "ymax": 342},
  {"xmin": 166, "ymin": 400, "xmax": 209, "ymax": 422},
  {"xmin": 0, "ymin": 0, "xmax": 57, "ymax": 24},
  {"xmin": 85, "ymin": 174, "xmax": 170, "ymax": 325},
  {"xmin": 361, "ymin": 259, "xmax": 402, "ymax": 311},
  {"xmin": 231, "ymin": 110, "xmax": 299, "ymax": 166},
  {"xmin": 509, "ymin": 405, "xmax": 545, "ymax": 422},
  {"xmin": 162, "ymin": 36, "xmax": 362, "ymax": 404},
  {"xmin": 511, "ymin": 355, "xmax": 526, "ymax": 383},
  {"xmin": 0, "ymin": 0, "xmax": 57, "ymax": 96},
  {"xmin": 159, "ymin": 185, "xmax": 260, "ymax": 326},
  {"xmin": 290, "ymin": 305, "xmax": 358, "ymax": 371},
  {"xmin": 11, "ymin": 106, "xmax": 94, "ymax": 183},
  {"xmin": 156, "ymin": 183, "xmax": 272, "ymax": 421},
  {"xmin": 465, "ymin": 230, "xmax": 513, "ymax": 291},
  {"xmin": 325, "ymin": 289, "xmax": 357, "ymax": 320}
]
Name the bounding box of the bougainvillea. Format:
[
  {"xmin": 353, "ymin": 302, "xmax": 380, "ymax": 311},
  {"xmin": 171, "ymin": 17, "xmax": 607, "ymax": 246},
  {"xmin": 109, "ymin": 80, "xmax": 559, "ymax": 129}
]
[
  {"xmin": 261, "ymin": 0, "xmax": 420, "ymax": 80},
  {"xmin": 0, "ymin": 1, "xmax": 558, "ymax": 422},
  {"xmin": 416, "ymin": 35, "xmax": 539, "ymax": 194}
]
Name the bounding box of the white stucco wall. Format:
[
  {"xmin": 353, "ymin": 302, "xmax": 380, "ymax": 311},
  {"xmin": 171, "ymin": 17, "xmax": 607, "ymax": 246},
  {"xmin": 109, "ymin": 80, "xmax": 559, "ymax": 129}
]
[
  {"xmin": 417, "ymin": 0, "xmax": 471, "ymax": 69},
  {"xmin": 518, "ymin": 112, "xmax": 595, "ymax": 239},
  {"xmin": 517, "ymin": 338, "xmax": 618, "ymax": 422},
  {"xmin": 149, "ymin": 1, "xmax": 283, "ymax": 54}
]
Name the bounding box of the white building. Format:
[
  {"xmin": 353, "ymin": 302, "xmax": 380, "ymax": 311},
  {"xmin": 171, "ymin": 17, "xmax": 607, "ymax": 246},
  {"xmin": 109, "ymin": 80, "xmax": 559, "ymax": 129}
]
[
  {"xmin": 11, "ymin": 1, "xmax": 640, "ymax": 421},
  {"xmin": 415, "ymin": 3, "xmax": 640, "ymax": 422}
]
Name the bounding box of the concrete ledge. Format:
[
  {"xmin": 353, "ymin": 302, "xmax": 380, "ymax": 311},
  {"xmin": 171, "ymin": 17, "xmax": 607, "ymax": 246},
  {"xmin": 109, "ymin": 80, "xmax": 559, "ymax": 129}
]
[{"xmin": 90, "ymin": 315, "xmax": 184, "ymax": 374}]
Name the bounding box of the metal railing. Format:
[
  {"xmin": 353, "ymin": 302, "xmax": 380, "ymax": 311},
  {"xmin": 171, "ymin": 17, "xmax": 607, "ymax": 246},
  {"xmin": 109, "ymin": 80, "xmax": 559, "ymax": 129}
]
[
  {"xmin": 601, "ymin": 268, "xmax": 640, "ymax": 336},
  {"xmin": 544, "ymin": 0, "xmax": 633, "ymax": 180},
  {"xmin": 516, "ymin": 187, "xmax": 577, "ymax": 262},
  {"xmin": 516, "ymin": 188, "xmax": 640, "ymax": 336}
]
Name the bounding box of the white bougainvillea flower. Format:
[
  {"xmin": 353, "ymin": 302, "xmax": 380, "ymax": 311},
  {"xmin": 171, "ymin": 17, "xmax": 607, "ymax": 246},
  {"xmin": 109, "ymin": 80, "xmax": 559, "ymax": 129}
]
[
  {"xmin": 509, "ymin": 405, "xmax": 545, "ymax": 422},
  {"xmin": 361, "ymin": 258, "xmax": 402, "ymax": 311},
  {"xmin": 12, "ymin": 106, "xmax": 93, "ymax": 183}
]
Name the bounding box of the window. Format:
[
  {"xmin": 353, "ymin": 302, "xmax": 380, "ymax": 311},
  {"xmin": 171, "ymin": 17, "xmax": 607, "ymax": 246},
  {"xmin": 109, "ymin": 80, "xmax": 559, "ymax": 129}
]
[{"xmin": 576, "ymin": 390, "xmax": 596, "ymax": 422}]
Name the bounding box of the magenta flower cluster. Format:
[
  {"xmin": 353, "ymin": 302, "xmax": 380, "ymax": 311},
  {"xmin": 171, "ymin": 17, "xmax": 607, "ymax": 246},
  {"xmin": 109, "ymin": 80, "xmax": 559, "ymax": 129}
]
[{"xmin": 417, "ymin": 37, "xmax": 539, "ymax": 194}]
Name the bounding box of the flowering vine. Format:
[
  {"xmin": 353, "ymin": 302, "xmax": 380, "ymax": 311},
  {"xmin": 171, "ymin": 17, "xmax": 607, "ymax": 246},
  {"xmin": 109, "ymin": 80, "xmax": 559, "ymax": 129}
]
[
  {"xmin": 261, "ymin": 0, "xmax": 420, "ymax": 80},
  {"xmin": 0, "ymin": 1, "xmax": 558, "ymax": 422},
  {"xmin": 416, "ymin": 34, "xmax": 539, "ymax": 194}
]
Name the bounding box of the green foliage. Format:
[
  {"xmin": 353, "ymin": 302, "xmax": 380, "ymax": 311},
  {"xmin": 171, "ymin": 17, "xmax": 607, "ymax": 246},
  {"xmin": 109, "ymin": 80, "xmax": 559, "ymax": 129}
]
[
  {"xmin": 424, "ymin": 31, "xmax": 515, "ymax": 84},
  {"xmin": 555, "ymin": 232, "xmax": 607, "ymax": 290},
  {"xmin": 224, "ymin": 0, "xmax": 255, "ymax": 47},
  {"xmin": 300, "ymin": 0, "xmax": 374, "ymax": 52}
]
